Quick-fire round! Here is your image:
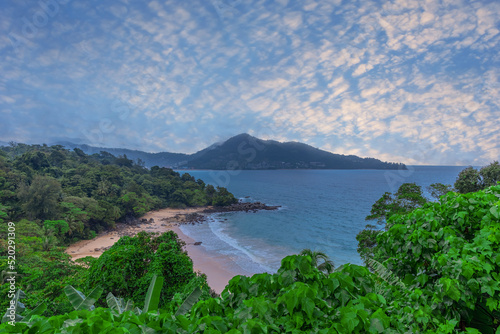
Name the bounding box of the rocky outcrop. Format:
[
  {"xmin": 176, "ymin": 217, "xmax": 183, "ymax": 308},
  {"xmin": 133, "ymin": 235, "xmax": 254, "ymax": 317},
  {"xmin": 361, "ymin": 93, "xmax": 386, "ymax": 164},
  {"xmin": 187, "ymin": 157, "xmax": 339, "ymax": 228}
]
[{"xmin": 202, "ymin": 202, "xmax": 281, "ymax": 213}]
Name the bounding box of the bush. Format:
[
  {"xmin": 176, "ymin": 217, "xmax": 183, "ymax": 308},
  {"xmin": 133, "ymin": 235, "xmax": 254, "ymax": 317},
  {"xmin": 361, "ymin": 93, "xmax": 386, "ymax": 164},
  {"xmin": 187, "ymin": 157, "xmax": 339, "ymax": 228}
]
[{"xmin": 86, "ymin": 231, "xmax": 198, "ymax": 309}]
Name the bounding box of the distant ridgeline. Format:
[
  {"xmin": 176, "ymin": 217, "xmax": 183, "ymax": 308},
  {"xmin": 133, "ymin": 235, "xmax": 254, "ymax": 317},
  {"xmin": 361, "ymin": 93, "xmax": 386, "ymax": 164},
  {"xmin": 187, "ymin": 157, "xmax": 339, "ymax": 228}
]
[{"xmin": 55, "ymin": 134, "xmax": 406, "ymax": 170}]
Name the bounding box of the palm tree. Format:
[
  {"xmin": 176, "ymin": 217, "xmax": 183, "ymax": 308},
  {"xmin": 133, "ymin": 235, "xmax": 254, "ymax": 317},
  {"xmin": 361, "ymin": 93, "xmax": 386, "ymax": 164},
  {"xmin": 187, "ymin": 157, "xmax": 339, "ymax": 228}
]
[
  {"xmin": 299, "ymin": 249, "xmax": 335, "ymax": 274},
  {"xmin": 41, "ymin": 225, "xmax": 58, "ymax": 251}
]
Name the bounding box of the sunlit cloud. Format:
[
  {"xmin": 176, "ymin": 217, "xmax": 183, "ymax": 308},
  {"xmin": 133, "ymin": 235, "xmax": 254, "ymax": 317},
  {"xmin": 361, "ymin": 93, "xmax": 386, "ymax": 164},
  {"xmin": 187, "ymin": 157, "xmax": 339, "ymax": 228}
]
[{"xmin": 0, "ymin": 0, "xmax": 498, "ymax": 165}]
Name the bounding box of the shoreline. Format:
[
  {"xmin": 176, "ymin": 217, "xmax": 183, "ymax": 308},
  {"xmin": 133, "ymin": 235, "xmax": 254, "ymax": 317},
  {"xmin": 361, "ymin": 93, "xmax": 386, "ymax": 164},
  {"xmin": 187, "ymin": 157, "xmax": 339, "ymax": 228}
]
[{"xmin": 65, "ymin": 207, "xmax": 255, "ymax": 294}]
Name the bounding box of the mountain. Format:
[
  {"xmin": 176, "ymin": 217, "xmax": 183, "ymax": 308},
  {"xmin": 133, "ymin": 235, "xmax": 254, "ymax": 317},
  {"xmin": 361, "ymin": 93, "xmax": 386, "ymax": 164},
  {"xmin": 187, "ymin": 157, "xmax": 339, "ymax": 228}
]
[
  {"xmin": 185, "ymin": 133, "xmax": 405, "ymax": 170},
  {"xmin": 51, "ymin": 141, "xmax": 189, "ymax": 168},
  {"xmin": 52, "ymin": 134, "xmax": 406, "ymax": 170}
]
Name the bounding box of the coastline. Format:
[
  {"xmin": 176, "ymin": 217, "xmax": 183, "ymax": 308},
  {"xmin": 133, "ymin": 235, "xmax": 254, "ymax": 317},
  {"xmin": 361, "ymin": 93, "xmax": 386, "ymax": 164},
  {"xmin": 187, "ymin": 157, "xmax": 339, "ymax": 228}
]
[{"xmin": 65, "ymin": 207, "xmax": 253, "ymax": 294}]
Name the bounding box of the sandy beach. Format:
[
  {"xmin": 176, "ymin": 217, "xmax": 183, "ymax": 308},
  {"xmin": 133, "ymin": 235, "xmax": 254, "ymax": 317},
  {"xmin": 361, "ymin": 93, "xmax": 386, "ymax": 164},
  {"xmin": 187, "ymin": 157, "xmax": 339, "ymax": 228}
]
[{"xmin": 65, "ymin": 207, "xmax": 251, "ymax": 294}]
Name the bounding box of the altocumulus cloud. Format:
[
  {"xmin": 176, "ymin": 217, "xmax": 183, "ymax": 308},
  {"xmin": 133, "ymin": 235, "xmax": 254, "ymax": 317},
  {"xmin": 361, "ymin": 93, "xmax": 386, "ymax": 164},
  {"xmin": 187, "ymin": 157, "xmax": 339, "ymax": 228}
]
[{"xmin": 0, "ymin": 0, "xmax": 498, "ymax": 165}]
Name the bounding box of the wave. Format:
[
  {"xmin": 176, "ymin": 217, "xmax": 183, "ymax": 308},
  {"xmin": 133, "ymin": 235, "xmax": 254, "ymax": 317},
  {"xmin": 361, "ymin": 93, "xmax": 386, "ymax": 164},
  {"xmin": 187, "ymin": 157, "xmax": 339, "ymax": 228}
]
[{"xmin": 180, "ymin": 214, "xmax": 279, "ymax": 274}]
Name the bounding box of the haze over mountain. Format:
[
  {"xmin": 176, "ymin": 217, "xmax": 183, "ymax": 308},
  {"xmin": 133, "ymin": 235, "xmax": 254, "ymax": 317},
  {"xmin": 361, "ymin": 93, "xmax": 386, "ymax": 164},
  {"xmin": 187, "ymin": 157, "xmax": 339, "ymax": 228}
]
[{"xmin": 53, "ymin": 134, "xmax": 405, "ymax": 170}]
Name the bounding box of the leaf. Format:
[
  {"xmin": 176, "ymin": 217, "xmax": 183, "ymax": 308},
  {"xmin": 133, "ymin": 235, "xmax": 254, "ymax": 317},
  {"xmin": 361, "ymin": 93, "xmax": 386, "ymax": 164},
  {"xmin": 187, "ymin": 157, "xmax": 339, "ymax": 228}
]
[
  {"xmin": 2, "ymin": 290, "xmax": 26, "ymax": 323},
  {"xmin": 175, "ymin": 287, "xmax": 202, "ymax": 316},
  {"xmin": 140, "ymin": 325, "xmax": 158, "ymax": 334},
  {"xmin": 64, "ymin": 285, "xmax": 103, "ymax": 311},
  {"xmin": 490, "ymin": 206, "xmax": 499, "ymax": 219},
  {"xmin": 106, "ymin": 292, "xmax": 124, "ymax": 314},
  {"xmin": 447, "ymin": 284, "xmax": 461, "ymax": 302},
  {"xmin": 341, "ymin": 311, "xmax": 359, "ymax": 332},
  {"xmin": 21, "ymin": 302, "xmax": 47, "ymax": 323},
  {"xmin": 142, "ymin": 275, "xmax": 164, "ymax": 314},
  {"xmin": 486, "ymin": 298, "xmax": 498, "ymax": 312},
  {"xmin": 367, "ymin": 258, "xmax": 405, "ymax": 288}
]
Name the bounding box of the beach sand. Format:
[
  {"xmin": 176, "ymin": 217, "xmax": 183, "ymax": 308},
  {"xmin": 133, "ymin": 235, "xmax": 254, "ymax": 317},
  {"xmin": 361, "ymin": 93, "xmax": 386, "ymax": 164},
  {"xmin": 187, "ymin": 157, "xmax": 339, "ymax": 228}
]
[{"xmin": 65, "ymin": 207, "xmax": 250, "ymax": 294}]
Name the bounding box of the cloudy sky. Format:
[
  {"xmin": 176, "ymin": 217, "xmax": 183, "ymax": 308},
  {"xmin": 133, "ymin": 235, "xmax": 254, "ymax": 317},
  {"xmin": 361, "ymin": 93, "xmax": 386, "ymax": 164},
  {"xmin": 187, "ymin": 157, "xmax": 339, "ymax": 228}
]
[{"xmin": 0, "ymin": 0, "xmax": 499, "ymax": 165}]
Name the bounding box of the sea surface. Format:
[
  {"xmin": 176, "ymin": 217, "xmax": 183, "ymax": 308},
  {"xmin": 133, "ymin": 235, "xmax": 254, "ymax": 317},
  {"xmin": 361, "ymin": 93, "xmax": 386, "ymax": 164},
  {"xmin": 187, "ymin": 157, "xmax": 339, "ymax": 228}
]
[{"xmin": 177, "ymin": 166, "xmax": 465, "ymax": 275}]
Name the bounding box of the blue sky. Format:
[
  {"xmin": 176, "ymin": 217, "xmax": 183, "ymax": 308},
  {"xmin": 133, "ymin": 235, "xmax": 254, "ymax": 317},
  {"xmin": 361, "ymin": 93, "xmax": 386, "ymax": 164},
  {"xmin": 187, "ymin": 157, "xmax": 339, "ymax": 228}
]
[{"xmin": 0, "ymin": 0, "xmax": 499, "ymax": 165}]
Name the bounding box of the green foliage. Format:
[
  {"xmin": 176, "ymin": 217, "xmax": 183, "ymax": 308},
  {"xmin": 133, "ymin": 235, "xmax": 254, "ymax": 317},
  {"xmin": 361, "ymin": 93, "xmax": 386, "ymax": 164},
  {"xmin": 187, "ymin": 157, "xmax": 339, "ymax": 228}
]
[
  {"xmin": 375, "ymin": 185, "xmax": 500, "ymax": 332},
  {"xmin": 106, "ymin": 292, "xmax": 139, "ymax": 315},
  {"xmin": 357, "ymin": 183, "xmax": 428, "ymax": 266},
  {"xmin": 86, "ymin": 232, "xmax": 198, "ymax": 310},
  {"xmin": 212, "ymin": 186, "xmax": 238, "ymax": 206},
  {"xmin": 365, "ymin": 183, "xmax": 427, "ymax": 224},
  {"xmin": 43, "ymin": 220, "xmax": 69, "ymax": 238},
  {"xmin": 142, "ymin": 275, "xmax": 164, "ymax": 314},
  {"xmin": 64, "ymin": 286, "xmax": 103, "ymax": 311},
  {"xmin": 1, "ymin": 290, "xmax": 46, "ymax": 325},
  {"xmin": 0, "ymin": 204, "xmax": 8, "ymax": 223},
  {"xmin": 299, "ymin": 248, "xmax": 335, "ymax": 274},
  {"xmin": 455, "ymin": 162, "xmax": 500, "ymax": 194},
  {"xmin": 175, "ymin": 287, "xmax": 202, "ymax": 316},
  {"xmin": 428, "ymin": 183, "xmax": 454, "ymax": 200},
  {"xmin": 0, "ymin": 255, "xmax": 442, "ymax": 333},
  {"xmin": 0, "ymin": 144, "xmax": 236, "ymax": 245},
  {"xmin": 0, "ymin": 144, "xmax": 237, "ymax": 322},
  {"xmin": 455, "ymin": 167, "xmax": 483, "ymax": 194},
  {"xmin": 17, "ymin": 175, "xmax": 62, "ymax": 220}
]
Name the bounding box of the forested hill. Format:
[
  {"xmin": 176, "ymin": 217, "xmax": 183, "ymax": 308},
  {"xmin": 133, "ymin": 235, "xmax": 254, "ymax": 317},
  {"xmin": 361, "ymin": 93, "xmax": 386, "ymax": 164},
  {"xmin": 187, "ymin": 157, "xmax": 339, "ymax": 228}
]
[
  {"xmin": 55, "ymin": 134, "xmax": 405, "ymax": 170},
  {"xmin": 186, "ymin": 133, "xmax": 405, "ymax": 170},
  {"xmin": 0, "ymin": 143, "xmax": 237, "ymax": 243}
]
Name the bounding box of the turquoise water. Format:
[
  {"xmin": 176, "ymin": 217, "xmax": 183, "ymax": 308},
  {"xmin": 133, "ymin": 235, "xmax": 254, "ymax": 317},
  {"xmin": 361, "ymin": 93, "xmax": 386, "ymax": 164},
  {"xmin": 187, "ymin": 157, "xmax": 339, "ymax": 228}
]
[{"xmin": 178, "ymin": 166, "xmax": 465, "ymax": 274}]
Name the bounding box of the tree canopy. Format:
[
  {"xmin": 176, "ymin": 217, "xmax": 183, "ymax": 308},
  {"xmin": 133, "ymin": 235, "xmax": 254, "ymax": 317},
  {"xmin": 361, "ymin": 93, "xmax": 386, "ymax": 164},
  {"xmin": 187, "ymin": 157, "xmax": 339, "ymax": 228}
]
[{"xmin": 0, "ymin": 143, "xmax": 237, "ymax": 243}]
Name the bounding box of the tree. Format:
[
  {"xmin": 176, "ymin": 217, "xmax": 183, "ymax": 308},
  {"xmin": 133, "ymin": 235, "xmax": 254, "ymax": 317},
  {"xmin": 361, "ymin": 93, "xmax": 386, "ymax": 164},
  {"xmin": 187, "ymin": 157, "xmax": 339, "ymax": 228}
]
[
  {"xmin": 454, "ymin": 161, "xmax": 500, "ymax": 194},
  {"xmin": 86, "ymin": 231, "xmax": 198, "ymax": 309},
  {"xmin": 374, "ymin": 185, "xmax": 500, "ymax": 332},
  {"xmin": 43, "ymin": 220, "xmax": 69, "ymax": 239},
  {"xmin": 17, "ymin": 175, "xmax": 62, "ymax": 220},
  {"xmin": 299, "ymin": 249, "xmax": 334, "ymax": 274},
  {"xmin": 455, "ymin": 167, "xmax": 482, "ymax": 194},
  {"xmin": 427, "ymin": 183, "xmax": 453, "ymax": 200},
  {"xmin": 365, "ymin": 183, "xmax": 427, "ymax": 225},
  {"xmin": 59, "ymin": 202, "xmax": 88, "ymax": 237},
  {"xmin": 355, "ymin": 224, "xmax": 380, "ymax": 268},
  {"xmin": 480, "ymin": 161, "xmax": 500, "ymax": 188},
  {"xmin": 212, "ymin": 186, "xmax": 237, "ymax": 206},
  {"xmin": 0, "ymin": 204, "xmax": 8, "ymax": 223},
  {"xmin": 357, "ymin": 183, "xmax": 427, "ymax": 266}
]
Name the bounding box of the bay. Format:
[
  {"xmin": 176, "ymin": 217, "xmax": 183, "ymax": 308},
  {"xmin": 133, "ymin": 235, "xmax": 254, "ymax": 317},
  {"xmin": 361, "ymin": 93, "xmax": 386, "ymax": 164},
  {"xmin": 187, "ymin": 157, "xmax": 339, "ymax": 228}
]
[{"xmin": 178, "ymin": 166, "xmax": 465, "ymax": 274}]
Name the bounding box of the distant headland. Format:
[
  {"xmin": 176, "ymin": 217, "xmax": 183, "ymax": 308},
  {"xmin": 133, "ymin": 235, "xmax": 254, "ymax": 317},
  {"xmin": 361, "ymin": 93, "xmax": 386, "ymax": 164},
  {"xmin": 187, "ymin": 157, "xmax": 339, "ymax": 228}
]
[{"xmin": 50, "ymin": 133, "xmax": 406, "ymax": 170}]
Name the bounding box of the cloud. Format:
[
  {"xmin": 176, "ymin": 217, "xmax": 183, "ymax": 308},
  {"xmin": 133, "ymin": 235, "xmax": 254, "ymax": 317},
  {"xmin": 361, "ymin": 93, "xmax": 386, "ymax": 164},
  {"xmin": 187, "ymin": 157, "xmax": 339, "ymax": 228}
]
[{"xmin": 0, "ymin": 0, "xmax": 498, "ymax": 165}]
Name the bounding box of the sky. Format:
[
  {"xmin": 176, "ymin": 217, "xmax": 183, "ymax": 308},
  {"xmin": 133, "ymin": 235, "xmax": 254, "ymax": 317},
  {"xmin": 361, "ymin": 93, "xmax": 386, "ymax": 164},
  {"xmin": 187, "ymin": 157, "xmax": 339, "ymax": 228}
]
[{"xmin": 0, "ymin": 0, "xmax": 499, "ymax": 165}]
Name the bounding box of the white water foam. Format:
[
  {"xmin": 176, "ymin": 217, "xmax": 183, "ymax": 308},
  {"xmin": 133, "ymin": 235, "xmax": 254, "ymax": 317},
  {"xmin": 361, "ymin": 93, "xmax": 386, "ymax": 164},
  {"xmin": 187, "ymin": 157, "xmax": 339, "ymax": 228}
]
[{"xmin": 180, "ymin": 214, "xmax": 278, "ymax": 274}]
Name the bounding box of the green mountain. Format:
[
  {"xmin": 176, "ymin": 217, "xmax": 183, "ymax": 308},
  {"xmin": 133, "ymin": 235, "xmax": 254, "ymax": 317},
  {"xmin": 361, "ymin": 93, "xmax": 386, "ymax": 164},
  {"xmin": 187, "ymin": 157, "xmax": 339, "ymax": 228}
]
[
  {"xmin": 53, "ymin": 141, "xmax": 190, "ymax": 168},
  {"xmin": 55, "ymin": 134, "xmax": 405, "ymax": 170},
  {"xmin": 185, "ymin": 133, "xmax": 405, "ymax": 170}
]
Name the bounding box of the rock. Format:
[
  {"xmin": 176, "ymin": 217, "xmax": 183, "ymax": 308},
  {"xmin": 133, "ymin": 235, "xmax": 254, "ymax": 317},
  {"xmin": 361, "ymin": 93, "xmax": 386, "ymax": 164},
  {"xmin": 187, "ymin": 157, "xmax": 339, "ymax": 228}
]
[
  {"xmin": 94, "ymin": 248, "xmax": 100, "ymax": 251},
  {"xmin": 202, "ymin": 202, "xmax": 281, "ymax": 214}
]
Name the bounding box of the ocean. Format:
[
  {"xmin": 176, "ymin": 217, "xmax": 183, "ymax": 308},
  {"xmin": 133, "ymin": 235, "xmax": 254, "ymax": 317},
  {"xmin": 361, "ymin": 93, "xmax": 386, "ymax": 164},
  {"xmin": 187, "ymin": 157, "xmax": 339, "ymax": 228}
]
[{"xmin": 177, "ymin": 166, "xmax": 465, "ymax": 275}]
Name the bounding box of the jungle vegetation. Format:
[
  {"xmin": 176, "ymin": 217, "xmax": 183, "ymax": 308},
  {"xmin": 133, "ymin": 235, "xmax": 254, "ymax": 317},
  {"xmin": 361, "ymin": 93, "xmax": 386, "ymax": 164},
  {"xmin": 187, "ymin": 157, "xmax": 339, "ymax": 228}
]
[{"xmin": 0, "ymin": 152, "xmax": 499, "ymax": 332}]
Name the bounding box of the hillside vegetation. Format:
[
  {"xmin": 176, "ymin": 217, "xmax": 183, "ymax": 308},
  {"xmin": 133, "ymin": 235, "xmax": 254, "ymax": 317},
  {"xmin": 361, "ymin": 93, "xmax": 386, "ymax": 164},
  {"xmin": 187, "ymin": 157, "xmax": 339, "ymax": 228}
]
[
  {"xmin": 1, "ymin": 186, "xmax": 499, "ymax": 332},
  {"xmin": 0, "ymin": 143, "xmax": 235, "ymax": 316},
  {"xmin": 63, "ymin": 133, "xmax": 406, "ymax": 170},
  {"xmin": 1, "ymin": 147, "xmax": 499, "ymax": 332},
  {"xmin": 0, "ymin": 143, "xmax": 236, "ymax": 241}
]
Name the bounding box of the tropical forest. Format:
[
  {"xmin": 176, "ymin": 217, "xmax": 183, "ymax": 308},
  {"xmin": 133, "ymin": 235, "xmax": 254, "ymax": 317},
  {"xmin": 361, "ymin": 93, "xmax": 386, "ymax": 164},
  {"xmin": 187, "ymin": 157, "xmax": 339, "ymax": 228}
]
[{"xmin": 0, "ymin": 144, "xmax": 499, "ymax": 333}]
